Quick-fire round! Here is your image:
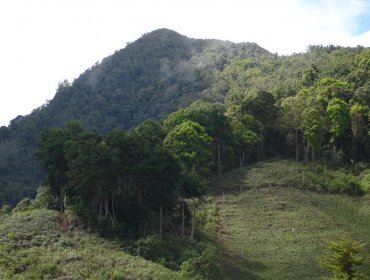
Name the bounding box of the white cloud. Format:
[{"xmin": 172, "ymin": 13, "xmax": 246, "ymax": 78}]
[{"xmin": 0, "ymin": 0, "xmax": 369, "ymax": 126}]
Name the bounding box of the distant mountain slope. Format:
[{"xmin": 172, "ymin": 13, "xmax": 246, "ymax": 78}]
[{"xmin": 0, "ymin": 29, "xmax": 271, "ymax": 205}]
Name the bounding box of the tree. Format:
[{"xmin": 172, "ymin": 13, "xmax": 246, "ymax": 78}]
[
  {"xmin": 300, "ymin": 63, "xmax": 319, "ymax": 87},
  {"xmin": 327, "ymin": 98, "xmax": 350, "ymax": 146},
  {"xmin": 36, "ymin": 122, "xmax": 84, "ymax": 212},
  {"xmin": 163, "ymin": 120, "xmax": 213, "ymax": 176},
  {"xmin": 66, "ymin": 131, "xmax": 117, "ymax": 226},
  {"xmin": 281, "ymin": 96, "xmax": 305, "ymax": 161},
  {"xmin": 163, "ymin": 120, "xmax": 213, "ymax": 238},
  {"xmin": 187, "ymin": 101, "xmax": 232, "ymax": 175},
  {"xmin": 230, "ymin": 119, "xmax": 259, "ymax": 167},
  {"xmin": 321, "ymin": 234, "xmax": 365, "ymax": 280},
  {"xmin": 301, "ymin": 108, "xmax": 323, "ymax": 162},
  {"xmin": 350, "ymin": 103, "xmax": 369, "ymax": 160}
]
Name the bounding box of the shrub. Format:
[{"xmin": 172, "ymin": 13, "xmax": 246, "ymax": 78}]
[
  {"xmin": 321, "ymin": 234, "xmax": 365, "ymax": 280},
  {"xmin": 12, "ymin": 198, "xmax": 32, "ymax": 212},
  {"xmin": 32, "ymin": 185, "xmax": 58, "ymax": 210}
]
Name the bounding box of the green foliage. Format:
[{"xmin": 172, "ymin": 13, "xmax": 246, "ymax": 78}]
[
  {"xmin": 321, "ymin": 234, "xmax": 366, "ymax": 280},
  {"xmin": 0, "ymin": 29, "xmax": 369, "ymax": 206},
  {"xmin": 327, "ymin": 98, "xmax": 351, "ymax": 144},
  {"xmin": 164, "ymin": 120, "xmax": 213, "ymax": 176},
  {"xmin": 12, "ymin": 197, "xmax": 32, "ymax": 212},
  {"xmin": 180, "ymin": 245, "xmax": 221, "ymax": 280},
  {"xmin": 301, "ymin": 107, "xmax": 323, "ymax": 151},
  {"xmin": 32, "ymin": 185, "xmax": 59, "ymax": 210}
]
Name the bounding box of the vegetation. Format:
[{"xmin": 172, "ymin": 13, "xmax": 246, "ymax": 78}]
[
  {"xmin": 0, "ymin": 29, "xmax": 369, "ymax": 279},
  {"xmin": 321, "ymin": 234, "xmax": 366, "ymax": 280},
  {"xmin": 0, "ymin": 208, "xmax": 182, "ymax": 280},
  {"xmin": 213, "ymin": 161, "xmax": 370, "ymax": 279}
]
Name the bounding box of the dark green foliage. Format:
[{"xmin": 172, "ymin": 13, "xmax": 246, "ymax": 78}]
[
  {"xmin": 36, "ymin": 122, "xmax": 183, "ymax": 238},
  {"xmin": 0, "ymin": 29, "xmax": 267, "ymax": 205},
  {"xmin": 0, "ymin": 28, "xmax": 369, "ymax": 208}
]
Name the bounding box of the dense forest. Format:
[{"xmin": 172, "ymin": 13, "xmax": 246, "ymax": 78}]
[
  {"xmin": 0, "ymin": 29, "xmax": 369, "ymax": 205},
  {"xmin": 0, "ymin": 29, "xmax": 369, "ymax": 279}
]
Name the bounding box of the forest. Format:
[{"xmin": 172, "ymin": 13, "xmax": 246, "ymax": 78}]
[{"xmin": 0, "ymin": 29, "xmax": 369, "ymax": 279}]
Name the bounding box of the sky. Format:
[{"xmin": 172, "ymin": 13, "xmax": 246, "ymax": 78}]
[{"xmin": 0, "ymin": 0, "xmax": 370, "ymax": 126}]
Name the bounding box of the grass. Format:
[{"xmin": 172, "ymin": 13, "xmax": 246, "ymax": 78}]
[
  {"xmin": 212, "ymin": 160, "xmax": 370, "ymax": 279},
  {"xmin": 0, "ymin": 209, "xmax": 182, "ymax": 280}
]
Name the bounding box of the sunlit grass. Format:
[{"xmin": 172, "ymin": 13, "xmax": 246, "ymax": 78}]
[{"xmin": 213, "ymin": 160, "xmax": 370, "ymax": 279}]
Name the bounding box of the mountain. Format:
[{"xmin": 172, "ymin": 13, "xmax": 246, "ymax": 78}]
[{"xmin": 0, "ymin": 29, "xmax": 271, "ymax": 205}]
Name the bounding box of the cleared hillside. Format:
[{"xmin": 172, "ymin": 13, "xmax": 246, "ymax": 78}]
[
  {"xmin": 212, "ymin": 161, "xmax": 370, "ymax": 279},
  {"xmin": 0, "ymin": 209, "xmax": 182, "ymax": 280}
]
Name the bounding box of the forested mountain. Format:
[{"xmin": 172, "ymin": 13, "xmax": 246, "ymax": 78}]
[
  {"xmin": 0, "ymin": 29, "xmax": 369, "ymax": 207},
  {"xmin": 0, "ymin": 29, "xmax": 271, "ymax": 205},
  {"xmin": 0, "ymin": 28, "xmax": 369, "ymax": 279}
]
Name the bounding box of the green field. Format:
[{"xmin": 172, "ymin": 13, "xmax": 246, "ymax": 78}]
[{"xmin": 212, "ymin": 161, "xmax": 370, "ymax": 279}]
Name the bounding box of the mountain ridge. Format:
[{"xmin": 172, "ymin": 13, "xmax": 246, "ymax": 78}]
[{"xmin": 0, "ymin": 28, "xmax": 271, "ymax": 205}]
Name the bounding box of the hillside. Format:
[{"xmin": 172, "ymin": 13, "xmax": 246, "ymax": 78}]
[
  {"xmin": 1, "ymin": 160, "xmax": 369, "ymax": 279},
  {"xmin": 0, "ymin": 29, "xmax": 271, "ymax": 205},
  {"xmin": 0, "ymin": 208, "xmax": 182, "ymax": 280},
  {"xmin": 213, "ymin": 161, "xmax": 370, "ymax": 279}
]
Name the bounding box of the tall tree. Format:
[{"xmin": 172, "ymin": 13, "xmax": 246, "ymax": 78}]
[
  {"xmin": 350, "ymin": 103, "xmax": 369, "ymax": 160},
  {"xmin": 36, "ymin": 122, "xmax": 84, "ymax": 212},
  {"xmin": 301, "ymin": 108, "xmax": 323, "ymax": 162},
  {"xmin": 327, "ymin": 98, "xmax": 351, "ymax": 148},
  {"xmin": 281, "ymin": 96, "xmax": 305, "ymax": 161},
  {"xmin": 163, "ymin": 120, "xmax": 212, "ymax": 238}
]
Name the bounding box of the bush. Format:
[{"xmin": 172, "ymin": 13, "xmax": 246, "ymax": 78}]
[
  {"xmin": 32, "ymin": 185, "xmax": 58, "ymax": 210},
  {"xmin": 12, "ymin": 198, "xmax": 32, "ymax": 212},
  {"xmin": 321, "ymin": 234, "xmax": 365, "ymax": 279},
  {"xmin": 319, "ymin": 170, "xmax": 363, "ymax": 195},
  {"xmin": 360, "ymin": 170, "xmax": 370, "ymax": 191},
  {"xmin": 180, "ymin": 244, "xmax": 221, "ymax": 280}
]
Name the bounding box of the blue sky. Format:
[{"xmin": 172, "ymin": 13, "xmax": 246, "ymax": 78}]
[
  {"xmin": 0, "ymin": 0, "xmax": 370, "ymax": 126},
  {"xmin": 356, "ymin": 12, "xmax": 370, "ymax": 35}
]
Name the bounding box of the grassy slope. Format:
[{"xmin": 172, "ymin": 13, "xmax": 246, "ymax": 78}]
[
  {"xmin": 0, "ymin": 209, "xmax": 182, "ymax": 280},
  {"xmin": 212, "ymin": 160, "xmax": 370, "ymax": 279},
  {"xmin": 1, "ymin": 160, "xmax": 369, "ymax": 280}
]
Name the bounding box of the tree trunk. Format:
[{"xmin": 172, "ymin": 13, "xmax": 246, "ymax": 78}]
[
  {"xmin": 159, "ymin": 205, "xmax": 163, "ymax": 240},
  {"xmin": 191, "ymin": 197, "xmax": 195, "ymax": 239},
  {"xmin": 112, "ymin": 193, "xmax": 116, "ymax": 224},
  {"xmin": 217, "ymin": 139, "xmax": 221, "ymax": 175},
  {"xmin": 98, "ymin": 199, "xmax": 103, "ymax": 220},
  {"xmin": 242, "ymin": 151, "xmax": 245, "ymax": 167},
  {"xmin": 60, "ymin": 185, "xmax": 64, "ymax": 213},
  {"xmin": 295, "ymin": 128, "xmax": 299, "ymax": 162},
  {"xmin": 181, "ymin": 199, "xmax": 185, "ymax": 237},
  {"xmin": 138, "ymin": 186, "xmax": 141, "ymax": 205},
  {"xmin": 104, "ymin": 197, "xmax": 109, "ymax": 218}
]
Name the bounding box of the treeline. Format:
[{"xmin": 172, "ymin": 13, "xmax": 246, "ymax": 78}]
[
  {"xmin": 37, "ymin": 73, "xmax": 369, "ymax": 236},
  {"xmin": 37, "ymin": 120, "xmax": 209, "ymax": 238},
  {"xmin": 36, "ymin": 97, "xmax": 277, "ymax": 238},
  {"xmin": 1, "ymin": 30, "xmax": 370, "ymax": 208},
  {"xmin": 221, "ymin": 46, "xmax": 370, "ymax": 164}
]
